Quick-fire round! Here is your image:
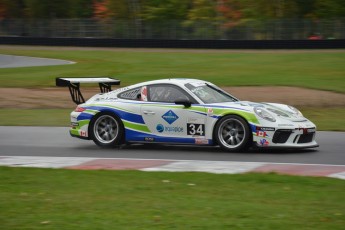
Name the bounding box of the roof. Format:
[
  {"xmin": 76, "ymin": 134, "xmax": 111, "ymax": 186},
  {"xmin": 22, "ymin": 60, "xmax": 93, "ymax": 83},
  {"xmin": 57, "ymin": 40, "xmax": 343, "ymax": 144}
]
[{"xmin": 130, "ymin": 78, "xmax": 208, "ymax": 88}]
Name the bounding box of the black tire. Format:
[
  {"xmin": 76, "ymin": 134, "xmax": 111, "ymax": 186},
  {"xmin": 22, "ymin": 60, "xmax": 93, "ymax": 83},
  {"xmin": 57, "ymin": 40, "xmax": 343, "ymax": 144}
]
[
  {"xmin": 214, "ymin": 115, "xmax": 251, "ymax": 152},
  {"xmin": 89, "ymin": 112, "xmax": 124, "ymax": 148}
]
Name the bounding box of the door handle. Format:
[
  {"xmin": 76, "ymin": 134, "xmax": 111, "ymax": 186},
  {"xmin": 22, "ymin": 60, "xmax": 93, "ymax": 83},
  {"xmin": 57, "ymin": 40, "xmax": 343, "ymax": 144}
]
[{"xmin": 143, "ymin": 111, "xmax": 155, "ymax": 115}]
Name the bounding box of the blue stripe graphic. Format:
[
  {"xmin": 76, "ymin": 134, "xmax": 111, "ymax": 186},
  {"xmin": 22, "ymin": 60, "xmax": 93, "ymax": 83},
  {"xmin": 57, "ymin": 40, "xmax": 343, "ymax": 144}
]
[
  {"xmin": 125, "ymin": 129, "xmax": 212, "ymax": 145},
  {"xmin": 85, "ymin": 106, "xmax": 145, "ymax": 124}
]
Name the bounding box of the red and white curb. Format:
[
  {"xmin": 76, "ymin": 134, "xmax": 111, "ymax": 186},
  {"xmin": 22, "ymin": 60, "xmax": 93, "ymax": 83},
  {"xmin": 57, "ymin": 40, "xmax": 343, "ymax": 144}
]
[{"xmin": 1, "ymin": 156, "xmax": 345, "ymax": 180}]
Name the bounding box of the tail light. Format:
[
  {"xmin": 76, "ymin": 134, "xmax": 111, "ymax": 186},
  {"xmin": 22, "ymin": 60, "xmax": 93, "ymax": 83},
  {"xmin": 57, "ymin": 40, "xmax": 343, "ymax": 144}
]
[{"xmin": 74, "ymin": 106, "xmax": 86, "ymax": 112}]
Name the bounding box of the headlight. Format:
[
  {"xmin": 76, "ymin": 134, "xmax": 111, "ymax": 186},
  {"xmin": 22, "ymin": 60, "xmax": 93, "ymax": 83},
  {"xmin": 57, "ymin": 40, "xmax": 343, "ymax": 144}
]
[
  {"xmin": 288, "ymin": 105, "xmax": 303, "ymax": 116},
  {"xmin": 254, "ymin": 107, "xmax": 276, "ymax": 122}
]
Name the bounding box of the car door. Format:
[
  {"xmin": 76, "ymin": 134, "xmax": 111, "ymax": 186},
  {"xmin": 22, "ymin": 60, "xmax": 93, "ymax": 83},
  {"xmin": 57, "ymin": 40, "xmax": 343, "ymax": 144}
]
[{"xmin": 140, "ymin": 84, "xmax": 208, "ymax": 144}]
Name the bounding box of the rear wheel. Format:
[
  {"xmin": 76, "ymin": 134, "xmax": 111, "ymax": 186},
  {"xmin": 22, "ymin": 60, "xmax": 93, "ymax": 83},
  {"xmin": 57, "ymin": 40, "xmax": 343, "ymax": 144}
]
[
  {"xmin": 90, "ymin": 112, "xmax": 124, "ymax": 148},
  {"xmin": 215, "ymin": 115, "xmax": 251, "ymax": 152}
]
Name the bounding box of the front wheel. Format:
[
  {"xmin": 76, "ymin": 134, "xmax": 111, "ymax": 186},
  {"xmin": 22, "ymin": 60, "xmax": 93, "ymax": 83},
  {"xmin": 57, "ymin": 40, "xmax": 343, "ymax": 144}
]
[
  {"xmin": 214, "ymin": 115, "xmax": 251, "ymax": 152},
  {"xmin": 89, "ymin": 113, "xmax": 124, "ymax": 148}
]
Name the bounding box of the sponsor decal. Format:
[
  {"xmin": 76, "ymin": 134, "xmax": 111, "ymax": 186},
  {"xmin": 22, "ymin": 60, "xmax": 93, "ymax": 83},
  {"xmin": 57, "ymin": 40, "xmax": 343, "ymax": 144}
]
[
  {"xmin": 278, "ymin": 124, "xmax": 294, "ymax": 126},
  {"xmin": 71, "ymin": 122, "xmax": 79, "ymax": 128},
  {"xmin": 165, "ymin": 126, "xmax": 183, "ymax": 132},
  {"xmin": 162, "ymin": 110, "xmax": 179, "ymax": 124},
  {"xmin": 156, "ymin": 124, "xmax": 183, "ymax": 133},
  {"xmin": 195, "ymin": 138, "xmax": 208, "ymax": 145},
  {"xmin": 260, "ymin": 139, "xmax": 269, "ymax": 146},
  {"xmin": 297, "ymin": 127, "xmax": 316, "ymax": 134},
  {"xmin": 144, "ymin": 137, "xmax": 154, "ymax": 142},
  {"xmin": 207, "ymin": 108, "xmax": 213, "ymax": 115},
  {"xmin": 279, "ymin": 129, "xmax": 294, "ymax": 133},
  {"xmin": 256, "ymin": 131, "xmax": 268, "ymax": 138},
  {"xmin": 156, "ymin": 124, "xmax": 164, "ymax": 133},
  {"xmin": 257, "ymin": 126, "xmax": 275, "ymax": 131},
  {"xmin": 188, "ymin": 117, "xmax": 204, "ymax": 123},
  {"xmin": 96, "ymin": 97, "xmax": 118, "ymax": 102},
  {"xmin": 80, "ymin": 130, "xmax": 87, "ymax": 137}
]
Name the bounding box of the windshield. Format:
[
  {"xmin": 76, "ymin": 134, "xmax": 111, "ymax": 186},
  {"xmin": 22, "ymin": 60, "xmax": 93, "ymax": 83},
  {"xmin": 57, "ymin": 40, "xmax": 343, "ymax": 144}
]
[{"xmin": 185, "ymin": 82, "xmax": 238, "ymax": 104}]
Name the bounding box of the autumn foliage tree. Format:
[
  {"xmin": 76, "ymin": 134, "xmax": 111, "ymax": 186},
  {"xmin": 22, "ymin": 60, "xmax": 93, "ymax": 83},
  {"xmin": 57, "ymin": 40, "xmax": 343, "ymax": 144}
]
[
  {"xmin": 93, "ymin": 0, "xmax": 111, "ymax": 19},
  {"xmin": 1, "ymin": 0, "xmax": 344, "ymax": 20},
  {"xmin": 216, "ymin": 0, "xmax": 243, "ymax": 29}
]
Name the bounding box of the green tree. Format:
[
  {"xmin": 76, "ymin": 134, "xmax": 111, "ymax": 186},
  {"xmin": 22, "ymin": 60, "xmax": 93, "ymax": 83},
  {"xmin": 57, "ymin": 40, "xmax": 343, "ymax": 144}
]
[
  {"xmin": 0, "ymin": 0, "xmax": 93, "ymax": 19},
  {"xmin": 186, "ymin": 0, "xmax": 217, "ymax": 22},
  {"xmin": 0, "ymin": 0, "xmax": 25, "ymax": 18},
  {"xmin": 106, "ymin": 0, "xmax": 131, "ymax": 19},
  {"xmin": 68, "ymin": 0, "xmax": 93, "ymax": 18},
  {"xmin": 183, "ymin": 0, "xmax": 218, "ymax": 38},
  {"xmin": 241, "ymin": 0, "xmax": 299, "ymax": 19},
  {"xmin": 142, "ymin": 0, "xmax": 189, "ymax": 21},
  {"xmin": 313, "ymin": 0, "xmax": 345, "ymax": 18},
  {"xmin": 24, "ymin": 0, "xmax": 70, "ymax": 18}
]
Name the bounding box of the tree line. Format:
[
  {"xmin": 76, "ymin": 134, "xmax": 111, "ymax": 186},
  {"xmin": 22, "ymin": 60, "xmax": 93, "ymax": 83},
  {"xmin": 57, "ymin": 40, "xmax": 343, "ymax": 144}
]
[
  {"xmin": 1, "ymin": 0, "xmax": 344, "ymax": 40},
  {"xmin": 1, "ymin": 1, "xmax": 344, "ymax": 25}
]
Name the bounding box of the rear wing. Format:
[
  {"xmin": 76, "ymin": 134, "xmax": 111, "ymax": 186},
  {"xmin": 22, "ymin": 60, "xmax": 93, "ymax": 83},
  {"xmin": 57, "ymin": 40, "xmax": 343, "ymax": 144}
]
[{"xmin": 56, "ymin": 77, "xmax": 120, "ymax": 105}]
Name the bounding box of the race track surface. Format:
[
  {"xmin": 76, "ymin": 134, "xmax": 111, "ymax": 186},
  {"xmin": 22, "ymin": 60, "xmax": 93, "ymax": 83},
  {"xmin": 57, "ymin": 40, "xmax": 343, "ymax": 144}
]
[
  {"xmin": 1, "ymin": 126, "xmax": 345, "ymax": 179},
  {"xmin": 0, "ymin": 126, "xmax": 344, "ymax": 165},
  {"xmin": 0, "ymin": 54, "xmax": 75, "ymax": 68}
]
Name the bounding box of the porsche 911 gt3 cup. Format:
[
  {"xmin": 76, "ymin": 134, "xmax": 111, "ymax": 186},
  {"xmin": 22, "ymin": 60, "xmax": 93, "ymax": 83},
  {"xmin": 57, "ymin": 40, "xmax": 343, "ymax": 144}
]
[{"xmin": 56, "ymin": 77, "xmax": 318, "ymax": 152}]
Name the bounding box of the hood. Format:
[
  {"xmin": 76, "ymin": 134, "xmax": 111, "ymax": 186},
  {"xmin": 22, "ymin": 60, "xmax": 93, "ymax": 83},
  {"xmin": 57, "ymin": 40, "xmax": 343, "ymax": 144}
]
[
  {"xmin": 217, "ymin": 101, "xmax": 307, "ymax": 122},
  {"xmin": 259, "ymin": 102, "xmax": 307, "ymax": 122}
]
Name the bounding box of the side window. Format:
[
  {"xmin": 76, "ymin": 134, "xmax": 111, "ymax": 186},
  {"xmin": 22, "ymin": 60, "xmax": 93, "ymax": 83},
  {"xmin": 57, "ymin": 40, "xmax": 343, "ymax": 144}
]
[
  {"xmin": 148, "ymin": 85, "xmax": 190, "ymax": 103},
  {"xmin": 118, "ymin": 87, "xmax": 141, "ymax": 100}
]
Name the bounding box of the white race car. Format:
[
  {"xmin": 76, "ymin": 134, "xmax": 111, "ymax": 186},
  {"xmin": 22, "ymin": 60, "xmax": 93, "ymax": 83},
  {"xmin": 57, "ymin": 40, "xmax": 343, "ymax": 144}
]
[{"xmin": 57, "ymin": 78, "xmax": 318, "ymax": 152}]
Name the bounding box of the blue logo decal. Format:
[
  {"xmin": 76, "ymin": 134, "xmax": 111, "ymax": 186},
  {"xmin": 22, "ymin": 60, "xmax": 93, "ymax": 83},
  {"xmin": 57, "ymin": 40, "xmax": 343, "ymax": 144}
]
[
  {"xmin": 156, "ymin": 124, "xmax": 164, "ymax": 133},
  {"xmin": 162, "ymin": 110, "xmax": 179, "ymax": 124},
  {"xmin": 260, "ymin": 139, "xmax": 269, "ymax": 146}
]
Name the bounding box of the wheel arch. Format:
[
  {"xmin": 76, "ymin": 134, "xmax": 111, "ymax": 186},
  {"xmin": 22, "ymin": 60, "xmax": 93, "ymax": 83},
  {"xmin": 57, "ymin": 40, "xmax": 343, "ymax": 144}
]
[
  {"xmin": 213, "ymin": 110, "xmax": 258, "ymax": 132},
  {"xmin": 88, "ymin": 110, "xmax": 126, "ymax": 145},
  {"xmin": 212, "ymin": 112, "xmax": 254, "ymax": 147}
]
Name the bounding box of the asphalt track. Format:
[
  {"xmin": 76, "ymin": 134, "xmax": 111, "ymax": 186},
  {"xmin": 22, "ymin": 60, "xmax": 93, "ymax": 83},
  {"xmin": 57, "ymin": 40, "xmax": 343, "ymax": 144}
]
[
  {"xmin": 0, "ymin": 126, "xmax": 344, "ymax": 165},
  {"xmin": 0, "ymin": 54, "xmax": 74, "ymax": 68}
]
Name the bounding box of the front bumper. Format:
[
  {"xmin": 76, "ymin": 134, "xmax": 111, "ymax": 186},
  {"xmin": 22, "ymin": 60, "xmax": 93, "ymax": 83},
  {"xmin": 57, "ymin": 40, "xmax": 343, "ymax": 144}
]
[{"xmin": 252, "ymin": 126, "xmax": 318, "ymax": 149}]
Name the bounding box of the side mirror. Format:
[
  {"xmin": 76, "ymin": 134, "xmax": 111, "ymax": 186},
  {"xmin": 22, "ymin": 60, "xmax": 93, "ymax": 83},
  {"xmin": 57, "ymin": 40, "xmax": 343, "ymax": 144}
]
[{"xmin": 175, "ymin": 99, "xmax": 191, "ymax": 108}]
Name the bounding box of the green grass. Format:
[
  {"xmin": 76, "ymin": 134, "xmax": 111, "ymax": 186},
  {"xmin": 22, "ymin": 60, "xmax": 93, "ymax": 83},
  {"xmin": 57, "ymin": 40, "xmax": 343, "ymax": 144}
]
[
  {"xmin": 0, "ymin": 109, "xmax": 71, "ymax": 126},
  {"xmin": 0, "ymin": 48, "xmax": 344, "ymax": 93},
  {"xmin": 1, "ymin": 107, "xmax": 344, "ymax": 131},
  {"xmin": 301, "ymin": 107, "xmax": 345, "ymax": 131},
  {"xmin": 1, "ymin": 167, "xmax": 344, "ymax": 229}
]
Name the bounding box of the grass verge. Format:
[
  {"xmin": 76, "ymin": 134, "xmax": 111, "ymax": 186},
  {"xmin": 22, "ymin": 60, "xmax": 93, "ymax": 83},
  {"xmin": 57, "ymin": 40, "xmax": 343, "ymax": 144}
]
[
  {"xmin": 0, "ymin": 167, "xmax": 344, "ymax": 229},
  {"xmin": 301, "ymin": 107, "xmax": 345, "ymax": 131},
  {"xmin": 0, "ymin": 107, "xmax": 344, "ymax": 131},
  {"xmin": 0, "ymin": 48, "xmax": 344, "ymax": 93},
  {"xmin": 0, "ymin": 109, "xmax": 71, "ymax": 127}
]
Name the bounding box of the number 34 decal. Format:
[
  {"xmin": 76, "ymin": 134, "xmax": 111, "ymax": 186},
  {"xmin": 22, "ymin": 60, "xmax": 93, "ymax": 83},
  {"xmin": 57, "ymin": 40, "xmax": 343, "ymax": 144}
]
[{"xmin": 187, "ymin": 123, "xmax": 205, "ymax": 136}]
